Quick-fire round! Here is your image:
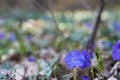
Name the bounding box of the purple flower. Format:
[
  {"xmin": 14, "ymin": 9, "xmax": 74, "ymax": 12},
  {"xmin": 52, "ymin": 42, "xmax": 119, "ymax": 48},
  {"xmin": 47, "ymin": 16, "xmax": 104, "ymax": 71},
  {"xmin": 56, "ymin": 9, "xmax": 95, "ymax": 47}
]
[
  {"xmin": 9, "ymin": 32, "xmax": 16, "ymax": 42},
  {"xmin": 84, "ymin": 22, "xmax": 92, "ymax": 28},
  {"xmin": 0, "ymin": 32, "xmax": 5, "ymax": 40},
  {"xmin": 82, "ymin": 75, "xmax": 90, "ymax": 80},
  {"xmin": 26, "ymin": 35, "xmax": 32, "ymax": 41},
  {"xmin": 112, "ymin": 22, "xmax": 120, "ymax": 31},
  {"xmin": 81, "ymin": 50, "xmax": 91, "ymax": 68},
  {"xmin": 112, "ymin": 40, "xmax": 120, "ymax": 60},
  {"xmin": 28, "ymin": 55, "xmax": 36, "ymax": 62},
  {"xmin": 64, "ymin": 50, "xmax": 91, "ymax": 69}
]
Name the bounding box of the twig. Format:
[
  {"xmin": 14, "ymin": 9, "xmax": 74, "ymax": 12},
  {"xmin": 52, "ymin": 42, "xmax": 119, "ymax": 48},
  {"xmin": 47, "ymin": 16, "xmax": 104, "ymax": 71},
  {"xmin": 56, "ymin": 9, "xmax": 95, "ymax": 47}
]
[{"xmin": 86, "ymin": 0, "xmax": 104, "ymax": 50}]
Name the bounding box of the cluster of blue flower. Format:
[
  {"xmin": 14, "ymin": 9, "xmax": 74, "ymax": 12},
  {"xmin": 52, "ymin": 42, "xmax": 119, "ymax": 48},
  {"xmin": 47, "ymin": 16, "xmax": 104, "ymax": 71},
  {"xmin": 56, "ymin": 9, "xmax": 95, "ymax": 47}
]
[{"xmin": 64, "ymin": 40, "xmax": 120, "ymax": 80}]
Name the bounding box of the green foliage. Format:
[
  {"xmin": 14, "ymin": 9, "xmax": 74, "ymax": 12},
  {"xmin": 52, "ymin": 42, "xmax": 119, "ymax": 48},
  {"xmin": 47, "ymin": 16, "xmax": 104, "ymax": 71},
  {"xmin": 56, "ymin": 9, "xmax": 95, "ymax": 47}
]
[
  {"xmin": 1, "ymin": 62, "xmax": 12, "ymax": 70},
  {"xmin": 95, "ymin": 48, "xmax": 104, "ymax": 72}
]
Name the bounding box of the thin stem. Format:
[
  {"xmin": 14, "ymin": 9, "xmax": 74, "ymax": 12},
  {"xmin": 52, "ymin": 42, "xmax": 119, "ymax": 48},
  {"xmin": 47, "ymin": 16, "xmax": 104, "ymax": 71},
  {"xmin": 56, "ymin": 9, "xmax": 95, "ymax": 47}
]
[
  {"xmin": 74, "ymin": 73, "xmax": 77, "ymax": 80},
  {"xmin": 73, "ymin": 68, "xmax": 79, "ymax": 80},
  {"xmin": 102, "ymin": 69, "xmax": 104, "ymax": 80},
  {"xmin": 53, "ymin": 65, "xmax": 57, "ymax": 78},
  {"xmin": 91, "ymin": 66, "xmax": 94, "ymax": 80}
]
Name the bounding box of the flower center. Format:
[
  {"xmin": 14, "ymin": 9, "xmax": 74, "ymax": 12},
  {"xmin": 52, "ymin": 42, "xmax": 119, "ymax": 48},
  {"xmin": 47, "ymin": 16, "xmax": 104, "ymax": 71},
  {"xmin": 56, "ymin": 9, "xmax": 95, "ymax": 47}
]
[{"xmin": 72, "ymin": 58, "xmax": 78, "ymax": 62}]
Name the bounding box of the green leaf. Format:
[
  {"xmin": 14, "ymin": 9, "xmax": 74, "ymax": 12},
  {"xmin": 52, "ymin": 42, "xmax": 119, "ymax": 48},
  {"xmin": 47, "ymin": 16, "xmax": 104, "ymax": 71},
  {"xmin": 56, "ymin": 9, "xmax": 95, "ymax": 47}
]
[
  {"xmin": 2, "ymin": 62, "xmax": 12, "ymax": 70},
  {"xmin": 39, "ymin": 59, "xmax": 52, "ymax": 79},
  {"xmin": 19, "ymin": 42, "xmax": 26, "ymax": 55},
  {"xmin": 62, "ymin": 74, "xmax": 72, "ymax": 80},
  {"xmin": 2, "ymin": 48, "xmax": 8, "ymax": 55},
  {"xmin": 95, "ymin": 48, "xmax": 104, "ymax": 71},
  {"xmin": 0, "ymin": 73, "xmax": 5, "ymax": 79}
]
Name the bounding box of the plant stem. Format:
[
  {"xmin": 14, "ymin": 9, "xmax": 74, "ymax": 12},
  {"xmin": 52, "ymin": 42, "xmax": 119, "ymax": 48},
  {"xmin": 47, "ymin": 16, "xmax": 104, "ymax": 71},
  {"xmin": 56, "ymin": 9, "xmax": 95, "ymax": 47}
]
[
  {"xmin": 73, "ymin": 68, "xmax": 77, "ymax": 80},
  {"xmin": 102, "ymin": 70, "xmax": 104, "ymax": 80},
  {"xmin": 91, "ymin": 67, "xmax": 94, "ymax": 80},
  {"xmin": 74, "ymin": 73, "xmax": 77, "ymax": 80}
]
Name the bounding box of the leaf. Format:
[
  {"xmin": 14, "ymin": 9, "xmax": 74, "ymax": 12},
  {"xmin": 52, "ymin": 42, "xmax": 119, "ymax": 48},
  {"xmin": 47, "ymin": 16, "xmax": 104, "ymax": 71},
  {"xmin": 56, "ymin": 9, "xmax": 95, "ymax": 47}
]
[
  {"xmin": 2, "ymin": 48, "xmax": 8, "ymax": 55},
  {"xmin": 95, "ymin": 48, "xmax": 104, "ymax": 71},
  {"xmin": 50, "ymin": 57, "xmax": 59, "ymax": 66},
  {"xmin": 39, "ymin": 57, "xmax": 59, "ymax": 79},
  {"xmin": 2, "ymin": 62, "xmax": 12, "ymax": 70},
  {"xmin": 39, "ymin": 40, "xmax": 50, "ymax": 48},
  {"xmin": 0, "ymin": 73, "xmax": 5, "ymax": 79},
  {"xmin": 62, "ymin": 74, "xmax": 72, "ymax": 80},
  {"xmin": 19, "ymin": 42, "xmax": 26, "ymax": 54}
]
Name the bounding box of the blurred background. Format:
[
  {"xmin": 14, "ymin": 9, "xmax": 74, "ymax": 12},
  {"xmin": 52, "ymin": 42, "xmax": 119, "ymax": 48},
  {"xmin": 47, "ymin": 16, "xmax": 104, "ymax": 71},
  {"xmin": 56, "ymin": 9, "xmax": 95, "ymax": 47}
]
[{"xmin": 0, "ymin": 0, "xmax": 120, "ymax": 80}]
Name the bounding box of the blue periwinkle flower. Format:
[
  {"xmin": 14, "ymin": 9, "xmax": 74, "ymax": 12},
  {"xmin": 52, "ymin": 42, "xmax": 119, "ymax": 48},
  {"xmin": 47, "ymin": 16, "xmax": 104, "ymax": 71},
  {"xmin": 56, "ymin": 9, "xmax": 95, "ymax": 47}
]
[
  {"xmin": 26, "ymin": 35, "xmax": 32, "ymax": 41},
  {"xmin": 0, "ymin": 32, "xmax": 5, "ymax": 40},
  {"xmin": 112, "ymin": 22, "xmax": 120, "ymax": 31},
  {"xmin": 28, "ymin": 55, "xmax": 36, "ymax": 62},
  {"xmin": 64, "ymin": 50, "xmax": 91, "ymax": 69},
  {"xmin": 9, "ymin": 32, "xmax": 16, "ymax": 42},
  {"xmin": 81, "ymin": 50, "xmax": 91, "ymax": 68},
  {"xmin": 84, "ymin": 22, "xmax": 92, "ymax": 28},
  {"xmin": 82, "ymin": 75, "xmax": 90, "ymax": 80},
  {"xmin": 112, "ymin": 40, "xmax": 120, "ymax": 60}
]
